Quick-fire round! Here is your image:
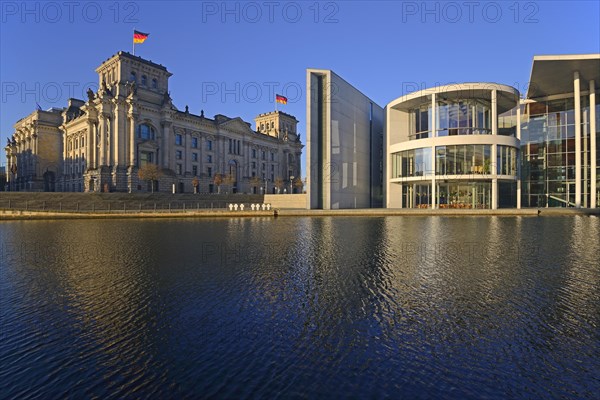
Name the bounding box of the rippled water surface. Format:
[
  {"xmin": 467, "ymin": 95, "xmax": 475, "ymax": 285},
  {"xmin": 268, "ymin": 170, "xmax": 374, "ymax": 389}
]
[{"xmin": 1, "ymin": 216, "xmax": 599, "ymax": 399}]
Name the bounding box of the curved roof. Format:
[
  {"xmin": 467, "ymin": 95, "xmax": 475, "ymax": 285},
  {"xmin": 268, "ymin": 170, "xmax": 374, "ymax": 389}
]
[{"xmin": 387, "ymin": 83, "xmax": 520, "ymax": 114}]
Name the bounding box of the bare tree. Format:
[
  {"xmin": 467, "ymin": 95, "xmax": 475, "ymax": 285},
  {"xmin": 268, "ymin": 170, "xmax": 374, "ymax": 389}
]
[
  {"xmin": 250, "ymin": 176, "xmax": 261, "ymax": 194},
  {"xmin": 138, "ymin": 164, "xmax": 162, "ymax": 193},
  {"xmin": 213, "ymin": 173, "xmax": 223, "ymax": 194},
  {"xmin": 224, "ymin": 173, "xmax": 235, "ymax": 193},
  {"xmin": 274, "ymin": 176, "xmax": 284, "ymax": 194},
  {"xmin": 192, "ymin": 176, "xmax": 199, "ymax": 194},
  {"xmin": 293, "ymin": 177, "xmax": 304, "ymax": 193}
]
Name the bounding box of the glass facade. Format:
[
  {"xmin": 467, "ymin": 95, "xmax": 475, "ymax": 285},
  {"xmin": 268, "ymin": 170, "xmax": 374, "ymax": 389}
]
[
  {"xmin": 521, "ymin": 98, "xmax": 599, "ymax": 207},
  {"xmin": 497, "ymin": 145, "xmax": 517, "ymax": 175},
  {"xmin": 391, "ymin": 148, "xmax": 432, "ymax": 178},
  {"xmin": 435, "ymin": 144, "xmax": 491, "ymax": 175},
  {"xmin": 408, "ymin": 99, "xmax": 494, "ymax": 140},
  {"xmin": 436, "ymin": 99, "xmax": 491, "ymax": 137}
]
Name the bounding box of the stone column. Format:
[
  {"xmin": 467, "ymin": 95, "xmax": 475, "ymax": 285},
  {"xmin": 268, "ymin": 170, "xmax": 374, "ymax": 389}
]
[
  {"xmin": 574, "ymin": 71, "xmax": 582, "ymax": 207},
  {"xmin": 129, "ymin": 115, "xmax": 137, "ymax": 166},
  {"xmin": 590, "ymin": 80, "xmax": 597, "ymax": 208},
  {"xmin": 517, "ymin": 104, "xmax": 521, "ymax": 209},
  {"xmin": 162, "ymin": 122, "xmax": 171, "ymax": 169}
]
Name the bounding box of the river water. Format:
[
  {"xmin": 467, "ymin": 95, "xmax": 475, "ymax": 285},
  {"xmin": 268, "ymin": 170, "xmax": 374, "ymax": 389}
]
[{"xmin": 1, "ymin": 216, "xmax": 599, "ymax": 399}]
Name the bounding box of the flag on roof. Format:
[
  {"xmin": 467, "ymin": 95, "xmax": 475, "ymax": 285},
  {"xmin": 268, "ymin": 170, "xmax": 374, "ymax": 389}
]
[
  {"xmin": 134, "ymin": 30, "xmax": 149, "ymax": 44},
  {"xmin": 276, "ymin": 94, "xmax": 287, "ymax": 105}
]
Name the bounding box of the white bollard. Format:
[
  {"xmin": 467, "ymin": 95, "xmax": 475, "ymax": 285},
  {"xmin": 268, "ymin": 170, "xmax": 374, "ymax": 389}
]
[
  {"xmin": 261, "ymin": 204, "xmax": 266, "ymax": 210},
  {"xmin": 234, "ymin": 204, "xmax": 238, "ymax": 211},
  {"xmin": 251, "ymin": 204, "xmax": 255, "ymax": 211},
  {"xmin": 267, "ymin": 204, "xmax": 271, "ymax": 211},
  {"xmin": 240, "ymin": 204, "xmax": 245, "ymax": 211},
  {"xmin": 229, "ymin": 204, "xmax": 233, "ymax": 211}
]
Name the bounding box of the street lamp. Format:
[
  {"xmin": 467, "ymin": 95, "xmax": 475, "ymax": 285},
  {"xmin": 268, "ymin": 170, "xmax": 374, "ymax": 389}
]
[{"xmin": 290, "ymin": 175, "xmax": 294, "ymax": 194}]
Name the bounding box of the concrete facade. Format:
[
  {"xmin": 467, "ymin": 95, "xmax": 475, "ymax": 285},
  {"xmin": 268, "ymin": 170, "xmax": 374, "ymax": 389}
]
[
  {"xmin": 306, "ymin": 69, "xmax": 384, "ymax": 209},
  {"xmin": 5, "ymin": 51, "xmax": 303, "ymax": 194}
]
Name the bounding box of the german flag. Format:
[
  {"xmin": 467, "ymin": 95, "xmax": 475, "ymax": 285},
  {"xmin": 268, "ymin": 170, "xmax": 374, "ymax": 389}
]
[
  {"xmin": 276, "ymin": 94, "xmax": 287, "ymax": 105},
  {"xmin": 133, "ymin": 30, "xmax": 149, "ymax": 44}
]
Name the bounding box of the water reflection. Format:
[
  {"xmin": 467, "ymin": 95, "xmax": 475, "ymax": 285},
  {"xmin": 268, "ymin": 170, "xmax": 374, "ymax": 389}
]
[{"xmin": 1, "ymin": 217, "xmax": 599, "ymax": 399}]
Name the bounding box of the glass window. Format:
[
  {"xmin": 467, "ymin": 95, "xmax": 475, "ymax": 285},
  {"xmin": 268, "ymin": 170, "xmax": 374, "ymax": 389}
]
[
  {"xmin": 141, "ymin": 75, "xmax": 147, "ymax": 86},
  {"xmin": 175, "ymin": 134, "xmax": 183, "ymax": 146},
  {"xmin": 391, "ymin": 148, "xmax": 432, "ymax": 178},
  {"xmin": 207, "ymin": 140, "xmax": 212, "ymax": 151},
  {"xmin": 137, "ymin": 124, "xmax": 155, "ymax": 140},
  {"xmin": 192, "ymin": 152, "xmax": 198, "ymax": 161},
  {"xmin": 252, "ymin": 149, "xmax": 256, "ymax": 158},
  {"xmin": 191, "ymin": 137, "xmax": 198, "ymax": 148},
  {"xmin": 207, "ymin": 155, "xmax": 212, "ymax": 163},
  {"xmin": 176, "ymin": 164, "xmax": 182, "ymax": 175},
  {"xmin": 192, "ymin": 165, "xmax": 198, "ymax": 176},
  {"xmin": 176, "ymin": 150, "xmax": 182, "ymax": 160},
  {"xmin": 152, "ymin": 78, "xmax": 158, "ymax": 89},
  {"xmin": 207, "ymin": 167, "xmax": 212, "ymax": 177},
  {"xmin": 130, "ymin": 71, "xmax": 136, "ymax": 82}
]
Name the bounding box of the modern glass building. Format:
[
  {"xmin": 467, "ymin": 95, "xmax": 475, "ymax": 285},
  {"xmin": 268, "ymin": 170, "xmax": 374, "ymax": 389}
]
[
  {"xmin": 386, "ymin": 84, "xmax": 520, "ymax": 209},
  {"xmin": 306, "ymin": 54, "xmax": 599, "ymax": 209},
  {"xmin": 520, "ymin": 54, "xmax": 599, "ymax": 208}
]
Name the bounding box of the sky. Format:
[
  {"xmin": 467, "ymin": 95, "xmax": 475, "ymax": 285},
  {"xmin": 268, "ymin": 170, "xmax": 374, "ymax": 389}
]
[{"xmin": 1, "ymin": 0, "xmax": 599, "ymax": 172}]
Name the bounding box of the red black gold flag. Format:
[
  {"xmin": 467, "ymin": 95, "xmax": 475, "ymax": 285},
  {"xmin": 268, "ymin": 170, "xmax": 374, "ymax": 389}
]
[
  {"xmin": 276, "ymin": 94, "xmax": 287, "ymax": 105},
  {"xmin": 133, "ymin": 30, "xmax": 149, "ymax": 44}
]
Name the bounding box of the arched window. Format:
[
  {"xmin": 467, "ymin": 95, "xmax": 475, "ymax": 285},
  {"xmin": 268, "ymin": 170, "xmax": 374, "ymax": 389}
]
[
  {"xmin": 271, "ymin": 121, "xmax": 274, "ymax": 129},
  {"xmin": 152, "ymin": 78, "xmax": 158, "ymax": 89},
  {"xmin": 137, "ymin": 124, "xmax": 155, "ymax": 140},
  {"xmin": 141, "ymin": 75, "xmax": 147, "ymax": 86},
  {"xmin": 130, "ymin": 71, "xmax": 137, "ymax": 83}
]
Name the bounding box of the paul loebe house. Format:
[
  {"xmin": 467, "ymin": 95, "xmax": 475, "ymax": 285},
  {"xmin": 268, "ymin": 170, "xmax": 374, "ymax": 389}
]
[{"xmin": 307, "ymin": 54, "xmax": 599, "ymax": 209}]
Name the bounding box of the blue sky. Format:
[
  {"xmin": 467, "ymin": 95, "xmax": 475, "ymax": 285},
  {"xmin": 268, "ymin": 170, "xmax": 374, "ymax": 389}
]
[{"xmin": 1, "ymin": 0, "xmax": 599, "ymax": 171}]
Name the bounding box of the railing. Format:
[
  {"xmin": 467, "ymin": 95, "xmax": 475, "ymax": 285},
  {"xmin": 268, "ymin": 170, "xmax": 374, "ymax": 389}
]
[{"xmin": 0, "ymin": 200, "xmax": 235, "ymax": 213}]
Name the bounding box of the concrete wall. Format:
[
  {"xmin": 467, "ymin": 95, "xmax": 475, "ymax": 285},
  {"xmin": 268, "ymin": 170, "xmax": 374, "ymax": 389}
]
[
  {"xmin": 306, "ymin": 69, "xmax": 384, "ymax": 209},
  {"xmin": 264, "ymin": 194, "xmax": 307, "ymax": 209}
]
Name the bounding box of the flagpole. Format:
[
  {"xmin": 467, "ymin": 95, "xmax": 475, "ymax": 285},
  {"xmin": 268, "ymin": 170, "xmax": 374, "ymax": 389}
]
[{"xmin": 132, "ymin": 28, "xmax": 135, "ymax": 55}]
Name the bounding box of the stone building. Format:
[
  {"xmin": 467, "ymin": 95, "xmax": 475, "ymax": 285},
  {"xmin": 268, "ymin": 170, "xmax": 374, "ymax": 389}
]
[{"xmin": 5, "ymin": 51, "xmax": 303, "ymax": 194}]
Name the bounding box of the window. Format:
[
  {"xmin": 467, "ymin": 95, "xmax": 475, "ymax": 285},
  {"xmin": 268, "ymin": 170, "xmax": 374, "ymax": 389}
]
[
  {"xmin": 176, "ymin": 164, "xmax": 182, "ymax": 175},
  {"xmin": 261, "ymin": 151, "xmax": 265, "ymax": 160},
  {"xmin": 141, "ymin": 75, "xmax": 147, "ymax": 86},
  {"xmin": 139, "ymin": 151, "xmax": 154, "ymax": 167},
  {"xmin": 270, "ymin": 152, "xmax": 275, "ymax": 161},
  {"xmin": 192, "ymin": 152, "xmax": 198, "ymax": 161},
  {"xmin": 152, "ymin": 78, "xmax": 158, "ymax": 89},
  {"xmin": 271, "ymin": 165, "xmax": 274, "ymax": 173},
  {"xmin": 252, "ymin": 149, "xmax": 256, "ymax": 158},
  {"xmin": 175, "ymin": 134, "xmax": 183, "ymax": 145},
  {"xmin": 207, "ymin": 167, "xmax": 212, "ymax": 177},
  {"xmin": 262, "ymin": 163, "xmax": 265, "ymax": 171},
  {"xmin": 252, "ymin": 161, "xmax": 256, "ymax": 169},
  {"xmin": 192, "ymin": 137, "xmax": 198, "ymax": 148},
  {"xmin": 237, "ymin": 140, "xmax": 240, "ymax": 155},
  {"xmin": 271, "ymin": 121, "xmax": 274, "ymax": 128},
  {"xmin": 207, "ymin": 155, "xmax": 212, "ymax": 163},
  {"xmin": 176, "ymin": 150, "xmax": 182, "ymax": 160},
  {"xmin": 260, "ymin": 123, "xmax": 264, "ymax": 131},
  {"xmin": 130, "ymin": 71, "xmax": 136, "ymax": 82},
  {"xmin": 207, "ymin": 140, "xmax": 212, "ymax": 151},
  {"xmin": 192, "ymin": 165, "xmax": 198, "ymax": 176},
  {"xmin": 138, "ymin": 124, "xmax": 155, "ymax": 140}
]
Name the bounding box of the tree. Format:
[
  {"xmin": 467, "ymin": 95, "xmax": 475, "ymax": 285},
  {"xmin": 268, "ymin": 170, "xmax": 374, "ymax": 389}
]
[
  {"xmin": 293, "ymin": 177, "xmax": 304, "ymax": 193},
  {"xmin": 192, "ymin": 176, "xmax": 199, "ymax": 194},
  {"xmin": 224, "ymin": 173, "xmax": 235, "ymax": 193},
  {"xmin": 250, "ymin": 176, "xmax": 261, "ymax": 194},
  {"xmin": 138, "ymin": 163, "xmax": 161, "ymax": 193},
  {"xmin": 213, "ymin": 173, "xmax": 223, "ymax": 194},
  {"xmin": 274, "ymin": 176, "xmax": 284, "ymax": 194}
]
